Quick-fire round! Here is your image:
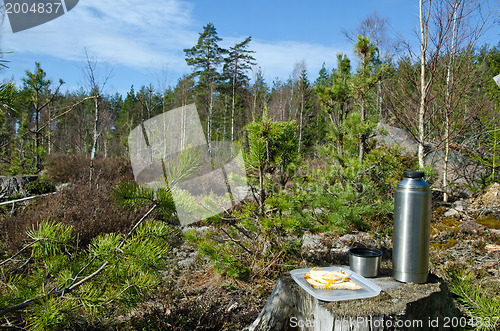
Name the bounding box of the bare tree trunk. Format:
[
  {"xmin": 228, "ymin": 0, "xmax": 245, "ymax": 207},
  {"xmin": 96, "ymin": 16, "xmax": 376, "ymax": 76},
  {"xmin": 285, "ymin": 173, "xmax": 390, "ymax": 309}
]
[
  {"xmin": 34, "ymin": 94, "xmax": 40, "ymax": 171},
  {"xmin": 83, "ymin": 50, "xmax": 110, "ymax": 187},
  {"xmin": 359, "ymin": 102, "xmax": 365, "ymax": 164},
  {"xmin": 378, "ymin": 80, "xmax": 382, "ymax": 118},
  {"xmin": 231, "ymin": 65, "xmax": 237, "ymax": 142},
  {"xmin": 47, "ymin": 106, "xmax": 51, "ymax": 155},
  {"xmin": 298, "ymin": 96, "xmax": 303, "ymax": 155},
  {"xmin": 104, "ymin": 134, "xmax": 108, "ymax": 158},
  {"xmin": 418, "ymin": 0, "xmax": 430, "ymax": 169},
  {"xmin": 443, "ymin": 2, "xmax": 459, "ymax": 202},
  {"xmin": 491, "ymin": 124, "xmax": 498, "ymax": 183},
  {"xmin": 207, "ymin": 82, "xmax": 214, "ymax": 154},
  {"xmin": 89, "ymin": 97, "xmax": 99, "ymax": 187}
]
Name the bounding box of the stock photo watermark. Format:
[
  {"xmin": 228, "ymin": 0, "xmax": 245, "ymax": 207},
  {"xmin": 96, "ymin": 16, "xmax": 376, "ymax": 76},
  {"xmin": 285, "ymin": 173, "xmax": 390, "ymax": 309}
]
[
  {"xmin": 3, "ymin": 0, "xmax": 79, "ymax": 33},
  {"xmin": 128, "ymin": 104, "xmax": 249, "ymax": 226},
  {"xmin": 289, "ymin": 315, "xmax": 500, "ymax": 329}
]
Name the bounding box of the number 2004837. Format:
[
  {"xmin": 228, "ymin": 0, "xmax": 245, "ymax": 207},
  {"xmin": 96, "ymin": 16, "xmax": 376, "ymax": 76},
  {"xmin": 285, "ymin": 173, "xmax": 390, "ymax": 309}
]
[
  {"xmin": 443, "ymin": 316, "xmax": 499, "ymax": 328},
  {"xmin": 5, "ymin": 2, "xmax": 63, "ymax": 15}
]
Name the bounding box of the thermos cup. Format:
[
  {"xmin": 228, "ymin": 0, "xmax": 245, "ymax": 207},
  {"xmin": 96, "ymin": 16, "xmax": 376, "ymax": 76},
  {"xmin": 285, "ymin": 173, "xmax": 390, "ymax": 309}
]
[{"xmin": 393, "ymin": 170, "xmax": 431, "ymax": 283}]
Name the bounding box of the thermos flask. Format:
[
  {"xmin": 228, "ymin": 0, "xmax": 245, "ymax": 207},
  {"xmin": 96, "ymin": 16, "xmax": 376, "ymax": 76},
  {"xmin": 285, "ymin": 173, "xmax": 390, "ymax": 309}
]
[{"xmin": 393, "ymin": 170, "xmax": 431, "ymax": 283}]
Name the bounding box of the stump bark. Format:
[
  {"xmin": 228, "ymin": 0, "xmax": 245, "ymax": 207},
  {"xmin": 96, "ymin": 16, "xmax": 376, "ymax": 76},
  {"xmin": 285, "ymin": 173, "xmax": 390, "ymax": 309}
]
[{"xmin": 246, "ymin": 267, "xmax": 461, "ymax": 331}]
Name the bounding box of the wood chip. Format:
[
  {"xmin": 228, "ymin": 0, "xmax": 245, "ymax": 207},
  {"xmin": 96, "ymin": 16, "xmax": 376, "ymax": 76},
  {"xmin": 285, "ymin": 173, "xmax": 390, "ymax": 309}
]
[{"xmin": 485, "ymin": 244, "xmax": 500, "ymax": 251}]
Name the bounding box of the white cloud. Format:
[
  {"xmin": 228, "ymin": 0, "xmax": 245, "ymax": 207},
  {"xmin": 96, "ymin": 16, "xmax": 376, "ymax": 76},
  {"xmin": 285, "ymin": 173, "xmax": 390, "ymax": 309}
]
[
  {"xmin": 2, "ymin": 0, "xmax": 196, "ymax": 72},
  {"xmin": 1, "ymin": 0, "xmax": 347, "ymax": 86},
  {"xmin": 250, "ymin": 40, "xmax": 346, "ymax": 81}
]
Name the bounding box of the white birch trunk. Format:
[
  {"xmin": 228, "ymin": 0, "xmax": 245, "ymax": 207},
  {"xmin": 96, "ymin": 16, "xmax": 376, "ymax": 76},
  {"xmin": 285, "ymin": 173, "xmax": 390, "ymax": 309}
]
[
  {"xmin": 89, "ymin": 97, "xmax": 99, "ymax": 186},
  {"xmin": 418, "ymin": 0, "xmax": 429, "ymax": 169},
  {"xmin": 443, "ymin": 3, "xmax": 459, "ymax": 202}
]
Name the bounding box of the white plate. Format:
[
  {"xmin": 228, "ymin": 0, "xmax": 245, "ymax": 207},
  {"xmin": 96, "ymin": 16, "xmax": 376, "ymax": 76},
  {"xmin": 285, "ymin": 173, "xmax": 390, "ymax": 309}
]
[{"xmin": 290, "ymin": 266, "xmax": 382, "ymax": 302}]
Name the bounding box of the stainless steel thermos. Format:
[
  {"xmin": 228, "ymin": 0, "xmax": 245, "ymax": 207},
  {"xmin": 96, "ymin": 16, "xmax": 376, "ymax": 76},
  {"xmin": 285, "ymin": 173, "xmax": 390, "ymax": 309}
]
[{"xmin": 393, "ymin": 170, "xmax": 431, "ymax": 283}]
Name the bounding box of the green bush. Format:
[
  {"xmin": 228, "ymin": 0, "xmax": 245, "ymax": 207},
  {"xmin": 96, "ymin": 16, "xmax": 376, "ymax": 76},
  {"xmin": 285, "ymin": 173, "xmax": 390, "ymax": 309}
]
[
  {"xmin": 448, "ymin": 268, "xmax": 500, "ymax": 331},
  {"xmin": 185, "ymin": 229, "xmax": 250, "ymax": 279},
  {"xmin": 183, "ymin": 111, "xmax": 417, "ymax": 281},
  {"xmin": 24, "ymin": 177, "xmax": 56, "ymax": 195}
]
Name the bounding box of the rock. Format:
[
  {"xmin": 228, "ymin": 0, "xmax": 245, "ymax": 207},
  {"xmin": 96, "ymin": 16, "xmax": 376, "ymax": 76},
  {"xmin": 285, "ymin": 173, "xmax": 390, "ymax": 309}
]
[
  {"xmin": 336, "ymin": 233, "xmax": 375, "ymax": 251},
  {"xmin": 177, "ymin": 256, "xmax": 197, "ymax": 269},
  {"xmin": 301, "ymin": 233, "xmax": 385, "ymax": 266},
  {"xmin": 0, "ymin": 175, "xmax": 38, "ymax": 198},
  {"xmin": 444, "ymin": 208, "xmax": 460, "ymax": 217},
  {"xmin": 56, "ymin": 183, "xmax": 73, "ymax": 191},
  {"xmin": 227, "ymin": 302, "xmax": 239, "ymax": 313},
  {"xmin": 168, "ymin": 245, "xmax": 200, "ymax": 269},
  {"xmin": 246, "ymin": 269, "xmax": 461, "ymax": 331},
  {"xmin": 459, "ymin": 220, "xmax": 485, "ymax": 234},
  {"xmin": 181, "ymin": 225, "xmax": 214, "ymax": 235},
  {"xmin": 232, "ymin": 185, "xmax": 252, "ymax": 201},
  {"xmin": 452, "ymin": 200, "xmax": 466, "ymax": 212},
  {"xmin": 301, "ymin": 233, "xmax": 323, "ymax": 252},
  {"xmin": 376, "ymin": 122, "xmax": 416, "ymax": 156},
  {"xmin": 377, "ymin": 122, "xmax": 487, "ymax": 196},
  {"xmin": 469, "ymin": 183, "xmax": 500, "ymax": 210}
]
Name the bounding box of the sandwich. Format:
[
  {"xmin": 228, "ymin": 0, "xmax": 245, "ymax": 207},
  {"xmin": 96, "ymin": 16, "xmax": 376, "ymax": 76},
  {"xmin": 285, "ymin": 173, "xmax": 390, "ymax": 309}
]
[{"xmin": 303, "ymin": 268, "xmax": 362, "ymax": 290}]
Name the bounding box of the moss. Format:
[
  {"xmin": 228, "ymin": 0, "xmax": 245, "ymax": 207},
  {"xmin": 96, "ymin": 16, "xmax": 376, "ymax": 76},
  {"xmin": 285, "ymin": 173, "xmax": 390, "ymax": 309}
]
[
  {"xmin": 431, "ymin": 239, "xmax": 458, "ymax": 251},
  {"xmin": 431, "ymin": 218, "xmax": 461, "ymax": 237},
  {"xmin": 476, "ymin": 215, "xmax": 500, "ymax": 229}
]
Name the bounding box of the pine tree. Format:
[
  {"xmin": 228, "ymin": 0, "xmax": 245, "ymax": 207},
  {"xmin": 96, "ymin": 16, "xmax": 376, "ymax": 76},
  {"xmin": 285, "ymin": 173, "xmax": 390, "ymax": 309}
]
[
  {"xmin": 173, "ymin": 75, "xmax": 195, "ymax": 108},
  {"xmin": 184, "ymin": 23, "xmax": 226, "ymax": 150},
  {"xmin": 250, "ymin": 67, "xmax": 269, "ymax": 121},
  {"xmin": 21, "ymin": 62, "xmax": 63, "ymax": 172},
  {"xmin": 294, "ymin": 67, "xmax": 315, "ymax": 154},
  {"xmin": 0, "ymin": 82, "xmax": 16, "ymax": 171},
  {"xmin": 222, "ymin": 36, "xmax": 256, "ymax": 141},
  {"xmin": 352, "ymin": 34, "xmax": 382, "ymax": 163},
  {"xmin": 116, "ymin": 86, "xmax": 141, "ymax": 149},
  {"xmin": 314, "ymin": 54, "xmax": 352, "ymax": 158}
]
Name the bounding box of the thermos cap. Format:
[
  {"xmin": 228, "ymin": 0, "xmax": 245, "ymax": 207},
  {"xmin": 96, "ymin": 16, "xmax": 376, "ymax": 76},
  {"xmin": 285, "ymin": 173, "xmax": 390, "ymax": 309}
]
[
  {"xmin": 403, "ymin": 170, "xmax": 425, "ymax": 178},
  {"xmin": 398, "ymin": 171, "xmax": 430, "ymax": 190}
]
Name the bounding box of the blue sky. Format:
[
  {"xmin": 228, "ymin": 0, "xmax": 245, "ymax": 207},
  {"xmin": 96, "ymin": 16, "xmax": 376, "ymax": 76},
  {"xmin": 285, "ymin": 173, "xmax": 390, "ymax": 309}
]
[{"xmin": 0, "ymin": 0, "xmax": 498, "ymax": 97}]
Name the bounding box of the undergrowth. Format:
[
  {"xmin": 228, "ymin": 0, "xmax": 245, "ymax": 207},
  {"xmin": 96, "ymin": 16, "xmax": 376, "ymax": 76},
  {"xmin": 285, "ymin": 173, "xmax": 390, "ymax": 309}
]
[{"xmin": 447, "ymin": 267, "xmax": 500, "ymax": 331}]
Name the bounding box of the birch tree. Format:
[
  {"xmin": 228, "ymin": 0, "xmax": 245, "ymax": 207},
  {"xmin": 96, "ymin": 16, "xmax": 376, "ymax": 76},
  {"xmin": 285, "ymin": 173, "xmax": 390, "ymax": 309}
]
[
  {"xmin": 83, "ymin": 51, "xmax": 111, "ymax": 187},
  {"xmin": 437, "ymin": 0, "xmax": 497, "ymax": 200},
  {"xmin": 418, "ymin": 0, "xmax": 431, "ymax": 169}
]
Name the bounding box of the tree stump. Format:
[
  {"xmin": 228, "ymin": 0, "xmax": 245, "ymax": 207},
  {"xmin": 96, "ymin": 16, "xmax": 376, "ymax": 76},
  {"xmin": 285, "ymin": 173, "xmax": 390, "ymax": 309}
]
[{"xmin": 245, "ymin": 267, "xmax": 462, "ymax": 331}]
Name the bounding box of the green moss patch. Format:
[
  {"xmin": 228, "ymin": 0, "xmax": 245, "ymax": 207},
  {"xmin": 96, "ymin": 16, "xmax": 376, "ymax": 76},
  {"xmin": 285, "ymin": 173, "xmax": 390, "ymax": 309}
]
[{"xmin": 476, "ymin": 215, "xmax": 500, "ymax": 229}]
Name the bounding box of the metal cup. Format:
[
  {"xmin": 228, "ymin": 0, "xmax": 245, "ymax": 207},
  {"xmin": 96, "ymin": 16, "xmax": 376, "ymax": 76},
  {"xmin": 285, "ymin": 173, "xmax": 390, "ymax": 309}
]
[{"xmin": 348, "ymin": 247, "xmax": 382, "ymax": 278}]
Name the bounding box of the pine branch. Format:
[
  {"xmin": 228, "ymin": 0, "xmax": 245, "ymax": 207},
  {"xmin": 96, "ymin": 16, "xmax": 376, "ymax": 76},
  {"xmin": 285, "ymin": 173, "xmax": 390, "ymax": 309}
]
[{"xmin": 0, "ymin": 205, "xmax": 157, "ymax": 318}]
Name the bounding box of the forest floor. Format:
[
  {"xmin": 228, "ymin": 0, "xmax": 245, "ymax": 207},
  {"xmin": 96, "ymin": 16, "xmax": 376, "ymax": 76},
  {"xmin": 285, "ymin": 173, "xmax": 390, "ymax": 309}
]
[
  {"xmin": 1, "ymin": 156, "xmax": 498, "ymax": 330},
  {"xmin": 108, "ymin": 185, "xmax": 500, "ymax": 330}
]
